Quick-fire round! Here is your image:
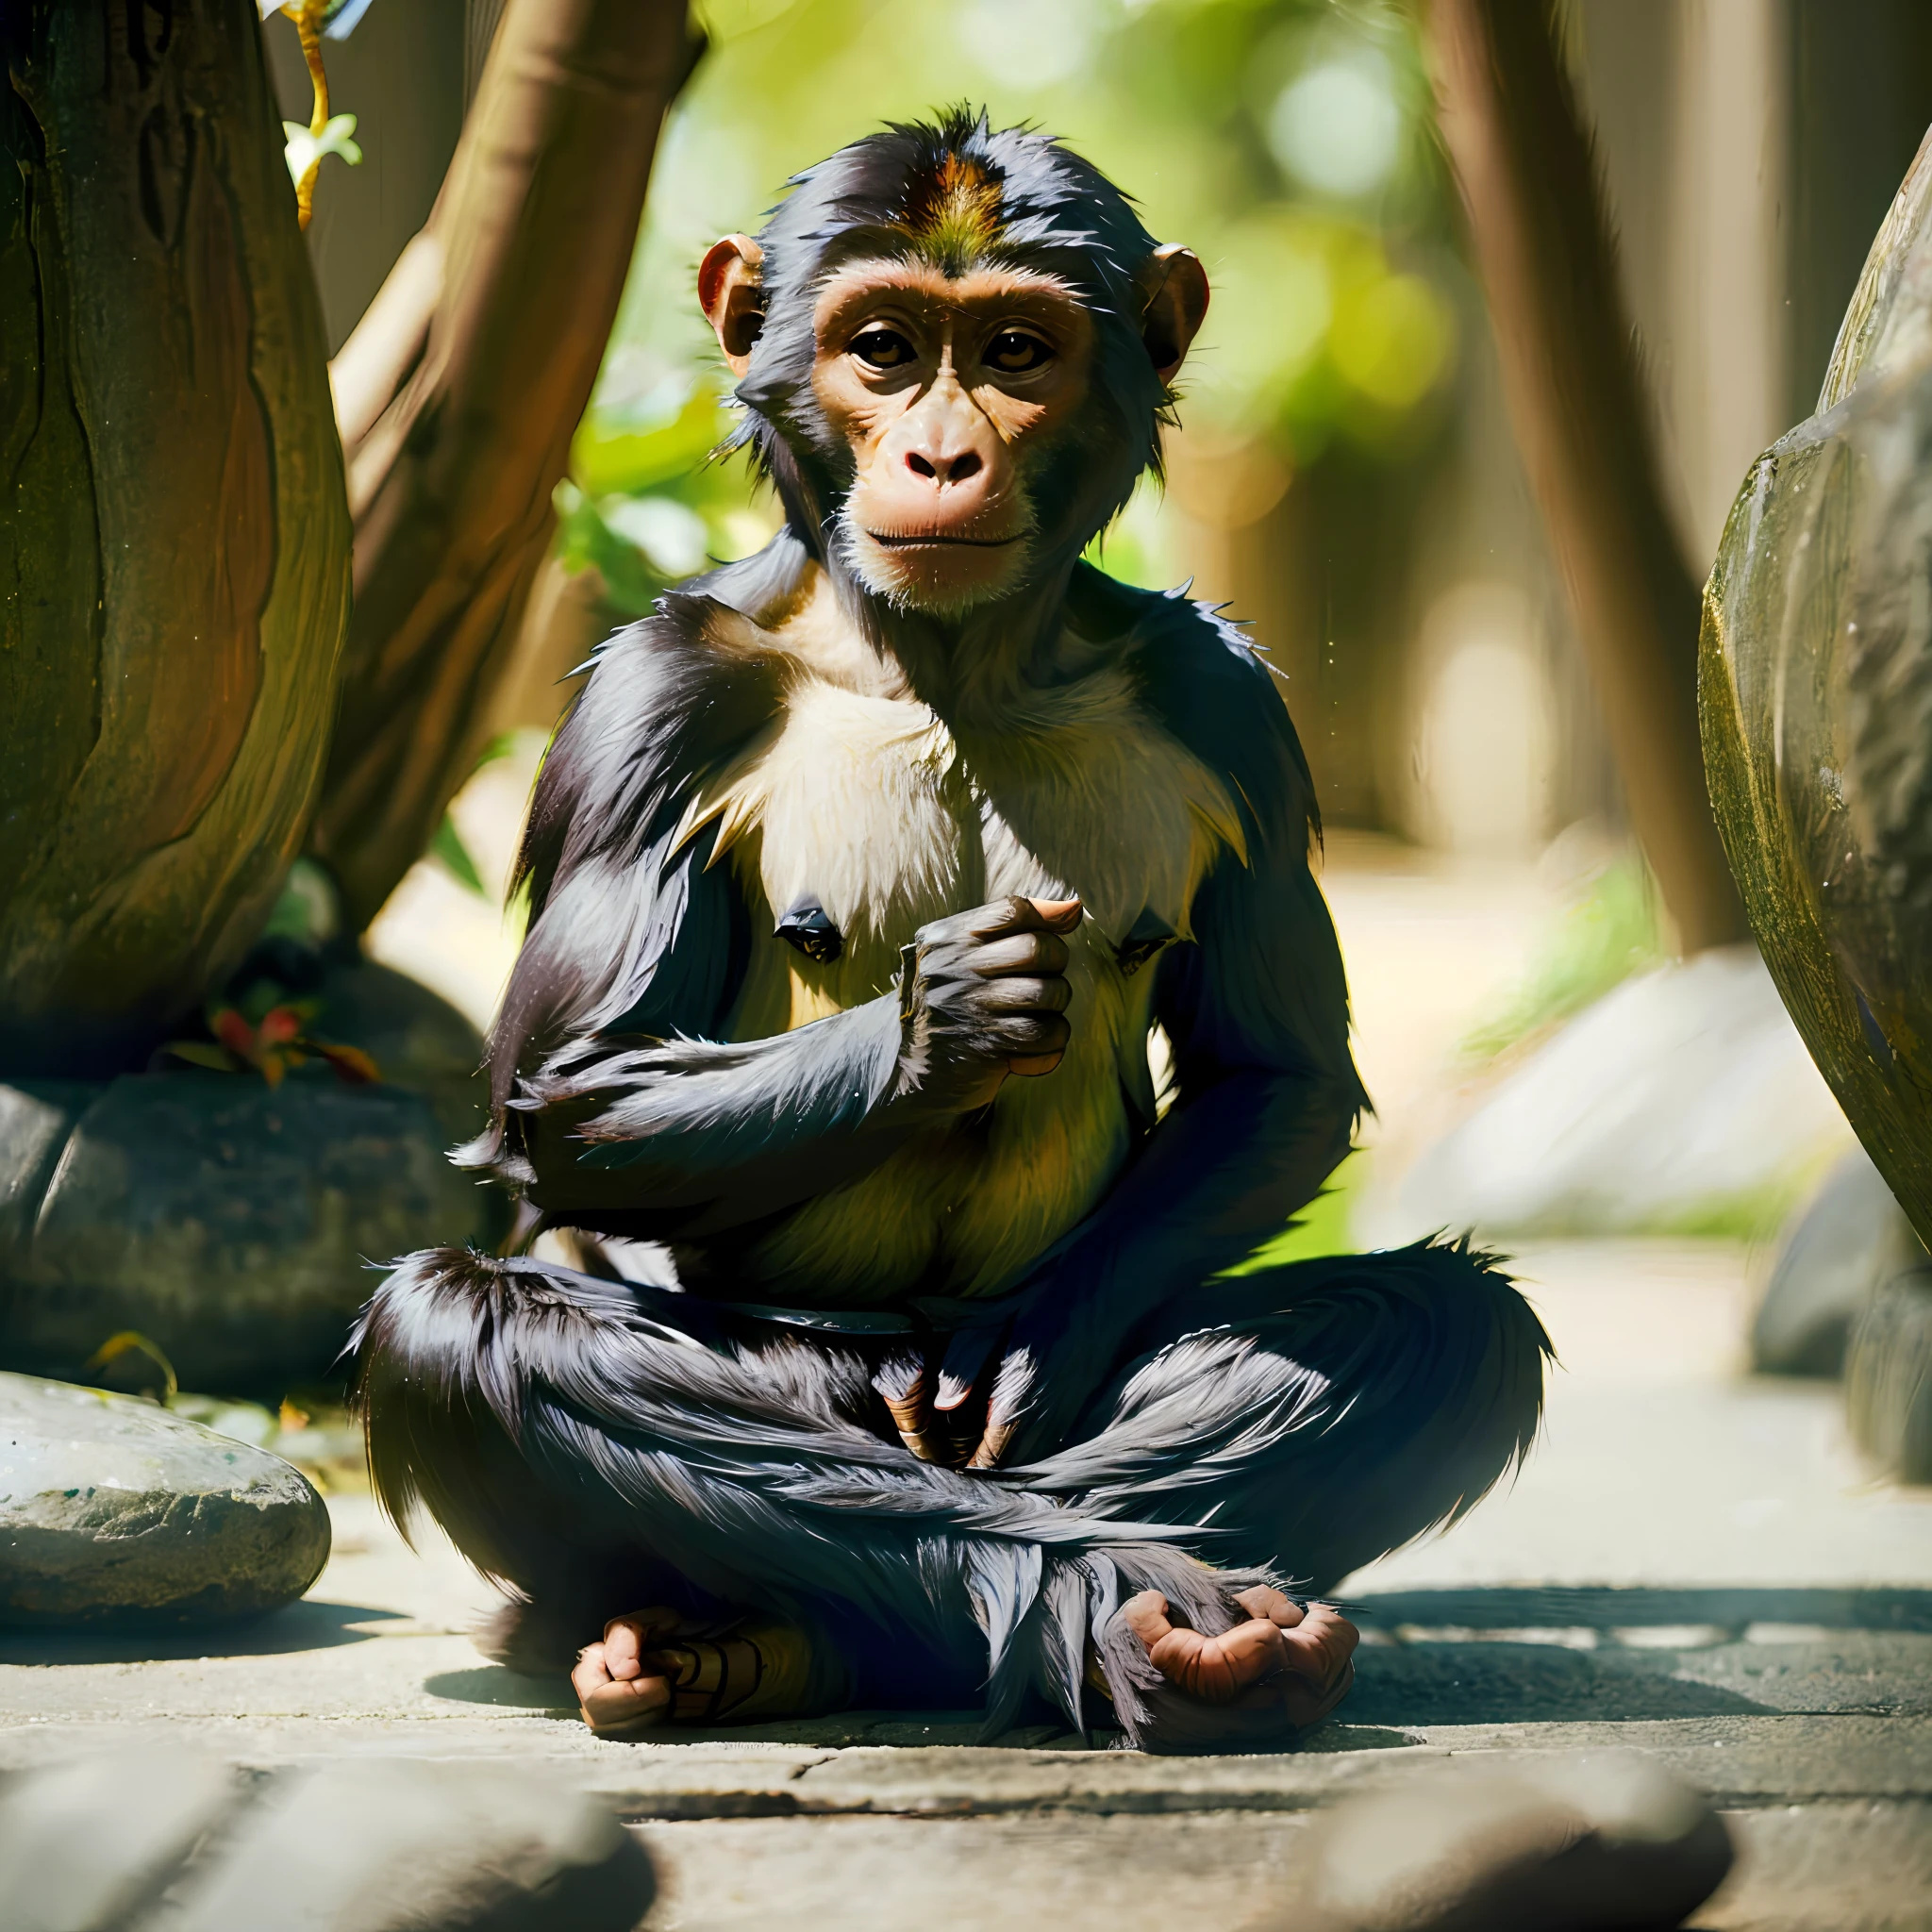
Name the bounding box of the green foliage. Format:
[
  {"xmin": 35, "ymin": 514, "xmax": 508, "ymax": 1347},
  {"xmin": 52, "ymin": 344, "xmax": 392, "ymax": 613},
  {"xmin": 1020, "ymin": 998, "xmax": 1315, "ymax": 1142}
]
[
  {"xmin": 428, "ymin": 814, "xmax": 488, "ymax": 895},
  {"xmin": 558, "ymin": 373, "xmax": 779, "ymax": 616},
  {"xmin": 555, "ymin": 0, "xmax": 1465, "ymax": 608},
  {"xmin": 1222, "ymin": 1151, "xmax": 1362, "ymax": 1272},
  {"xmin": 1460, "ymin": 858, "xmax": 1666, "ymax": 1063}
]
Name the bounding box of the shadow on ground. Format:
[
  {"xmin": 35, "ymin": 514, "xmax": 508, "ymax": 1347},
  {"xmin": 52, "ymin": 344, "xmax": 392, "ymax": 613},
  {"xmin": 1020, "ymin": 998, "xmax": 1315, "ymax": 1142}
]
[
  {"xmin": 0, "ymin": 1600, "xmax": 408, "ymax": 1665},
  {"xmin": 424, "ymin": 1666, "xmax": 576, "ymax": 1711},
  {"xmin": 1351, "ymin": 1587, "xmax": 1932, "ymax": 1632},
  {"xmin": 1342, "ymin": 1587, "xmax": 1932, "ymax": 1726},
  {"xmin": 414, "ymin": 1589, "xmax": 1932, "ymax": 1738}
]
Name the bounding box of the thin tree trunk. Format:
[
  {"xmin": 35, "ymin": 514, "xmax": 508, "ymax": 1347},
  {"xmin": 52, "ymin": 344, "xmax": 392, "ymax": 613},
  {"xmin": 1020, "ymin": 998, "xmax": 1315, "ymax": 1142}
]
[
  {"xmin": 0, "ymin": 0, "xmax": 350, "ymax": 1075},
  {"xmin": 1422, "ymin": 0, "xmax": 1751, "ymax": 954},
  {"xmin": 306, "ymin": 0, "xmax": 692, "ymax": 934}
]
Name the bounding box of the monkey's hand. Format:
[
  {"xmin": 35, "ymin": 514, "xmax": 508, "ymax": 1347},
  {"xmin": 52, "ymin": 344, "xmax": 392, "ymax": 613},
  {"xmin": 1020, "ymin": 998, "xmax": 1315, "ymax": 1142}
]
[{"xmin": 893, "ymin": 895, "xmax": 1080, "ymax": 1113}]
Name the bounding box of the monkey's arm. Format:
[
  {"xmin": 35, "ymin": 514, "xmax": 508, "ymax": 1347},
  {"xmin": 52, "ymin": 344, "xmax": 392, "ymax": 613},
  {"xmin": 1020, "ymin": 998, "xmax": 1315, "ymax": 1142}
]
[
  {"xmin": 497, "ymin": 889, "xmax": 1074, "ymax": 1243},
  {"xmin": 508, "ymin": 990, "xmax": 908, "ymax": 1240},
  {"xmin": 970, "ymin": 597, "xmax": 1368, "ymax": 1457},
  {"xmin": 988, "ymin": 840, "xmax": 1365, "ymax": 1457}
]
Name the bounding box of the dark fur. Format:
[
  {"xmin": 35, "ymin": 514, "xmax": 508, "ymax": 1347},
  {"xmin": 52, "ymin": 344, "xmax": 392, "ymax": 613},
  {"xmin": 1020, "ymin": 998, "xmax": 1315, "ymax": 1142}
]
[{"xmin": 358, "ymin": 112, "xmax": 1547, "ymax": 1745}]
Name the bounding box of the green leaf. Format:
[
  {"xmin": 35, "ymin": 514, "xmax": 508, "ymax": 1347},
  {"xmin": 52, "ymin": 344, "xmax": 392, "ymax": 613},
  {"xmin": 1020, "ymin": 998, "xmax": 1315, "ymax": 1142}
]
[
  {"xmin": 163, "ymin": 1041, "xmax": 239, "ymax": 1074},
  {"xmin": 429, "ymin": 812, "xmax": 489, "ymax": 897}
]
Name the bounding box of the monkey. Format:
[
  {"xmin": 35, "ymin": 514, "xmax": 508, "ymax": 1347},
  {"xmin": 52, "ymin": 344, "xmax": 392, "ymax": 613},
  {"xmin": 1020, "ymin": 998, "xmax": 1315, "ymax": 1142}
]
[{"xmin": 354, "ymin": 109, "xmax": 1550, "ymax": 1753}]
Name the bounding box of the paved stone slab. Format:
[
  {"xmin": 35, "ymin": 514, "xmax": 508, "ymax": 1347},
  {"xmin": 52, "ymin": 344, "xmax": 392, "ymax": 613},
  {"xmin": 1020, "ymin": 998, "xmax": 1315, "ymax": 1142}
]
[
  {"xmin": 2, "ymin": 1241, "xmax": 1928, "ymax": 1926},
  {"xmin": 620, "ymin": 1798, "xmax": 1932, "ymax": 1932}
]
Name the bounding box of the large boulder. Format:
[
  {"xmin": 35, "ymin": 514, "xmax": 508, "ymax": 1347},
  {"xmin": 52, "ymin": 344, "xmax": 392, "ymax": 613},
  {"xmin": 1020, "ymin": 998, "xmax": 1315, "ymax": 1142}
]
[
  {"xmin": 1389, "ymin": 946, "xmax": 1849, "ymax": 1239},
  {"xmin": 1752, "ymin": 1146, "xmax": 1926, "ymax": 1374},
  {"xmin": 0, "ymin": 1372, "xmax": 329, "ymax": 1627},
  {"xmin": 302, "ymin": 956, "xmax": 491, "ymax": 1147},
  {"xmin": 0, "ymin": 1068, "xmax": 498, "ymax": 1395},
  {"xmin": 1701, "ymin": 128, "xmax": 1932, "ymax": 1254}
]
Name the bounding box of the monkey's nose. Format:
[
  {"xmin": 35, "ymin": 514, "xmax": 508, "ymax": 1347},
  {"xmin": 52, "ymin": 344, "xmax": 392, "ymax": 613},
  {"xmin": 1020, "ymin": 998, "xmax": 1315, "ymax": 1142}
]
[{"xmin": 904, "ymin": 448, "xmax": 984, "ymax": 485}]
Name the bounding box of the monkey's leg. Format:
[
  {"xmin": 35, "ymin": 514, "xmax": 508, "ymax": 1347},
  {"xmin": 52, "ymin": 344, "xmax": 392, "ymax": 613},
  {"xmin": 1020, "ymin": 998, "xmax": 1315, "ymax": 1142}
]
[
  {"xmin": 1023, "ymin": 1239, "xmax": 1553, "ymax": 1592},
  {"xmin": 352, "ymin": 1247, "xmax": 1274, "ymax": 1740}
]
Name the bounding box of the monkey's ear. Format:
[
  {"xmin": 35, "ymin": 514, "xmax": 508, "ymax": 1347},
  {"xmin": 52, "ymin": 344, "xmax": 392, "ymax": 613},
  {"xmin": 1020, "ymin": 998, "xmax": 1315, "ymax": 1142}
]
[
  {"xmin": 699, "ymin": 234, "xmax": 766, "ymax": 376},
  {"xmin": 1140, "ymin": 243, "xmax": 1209, "ymax": 385}
]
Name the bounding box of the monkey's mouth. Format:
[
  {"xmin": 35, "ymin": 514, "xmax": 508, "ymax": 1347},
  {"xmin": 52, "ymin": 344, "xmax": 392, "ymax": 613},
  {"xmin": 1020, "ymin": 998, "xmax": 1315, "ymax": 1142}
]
[{"xmin": 865, "ymin": 529, "xmax": 1024, "ymax": 549}]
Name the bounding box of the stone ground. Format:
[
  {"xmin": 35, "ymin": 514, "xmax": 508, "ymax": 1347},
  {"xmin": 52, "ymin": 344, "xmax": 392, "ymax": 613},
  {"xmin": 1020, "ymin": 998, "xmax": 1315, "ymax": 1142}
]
[{"xmin": 5, "ymin": 839, "xmax": 1927, "ymax": 1928}]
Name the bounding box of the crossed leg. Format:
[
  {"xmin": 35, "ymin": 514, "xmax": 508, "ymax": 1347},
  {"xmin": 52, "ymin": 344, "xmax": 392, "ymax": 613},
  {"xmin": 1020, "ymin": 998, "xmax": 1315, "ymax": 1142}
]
[{"xmin": 358, "ymin": 1240, "xmax": 1543, "ymax": 1750}]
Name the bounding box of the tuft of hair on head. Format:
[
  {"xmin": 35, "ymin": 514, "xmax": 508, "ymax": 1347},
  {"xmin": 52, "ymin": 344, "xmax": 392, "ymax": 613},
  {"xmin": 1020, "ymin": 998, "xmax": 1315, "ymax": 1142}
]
[{"xmin": 896, "ymin": 108, "xmax": 1008, "ymax": 274}]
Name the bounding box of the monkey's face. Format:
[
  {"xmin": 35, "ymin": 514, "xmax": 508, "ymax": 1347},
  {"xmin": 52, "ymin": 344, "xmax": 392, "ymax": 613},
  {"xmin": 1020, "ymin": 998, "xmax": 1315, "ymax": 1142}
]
[
  {"xmin": 806, "ymin": 261, "xmax": 1096, "ymax": 615},
  {"xmin": 702, "ymin": 212, "xmax": 1208, "ymax": 621}
]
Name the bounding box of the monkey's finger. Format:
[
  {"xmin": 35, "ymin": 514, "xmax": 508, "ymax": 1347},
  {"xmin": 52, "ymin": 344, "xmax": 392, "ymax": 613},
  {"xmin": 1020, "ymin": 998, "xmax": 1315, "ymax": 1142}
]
[
  {"xmin": 1280, "ymin": 1655, "xmax": 1355, "ymax": 1728},
  {"xmin": 990, "ymin": 1013, "xmax": 1070, "ymax": 1063},
  {"xmin": 602, "ymin": 1606, "xmax": 685, "ymax": 1681},
  {"xmin": 1152, "ymin": 1619, "xmax": 1290, "ymax": 1704},
  {"xmin": 579, "ymin": 1670, "xmax": 674, "ymax": 1736},
  {"xmin": 969, "ymin": 929, "xmax": 1071, "ymax": 976},
  {"xmin": 935, "ymin": 1323, "xmax": 1002, "ymax": 1412},
  {"xmin": 1122, "ymin": 1590, "xmax": 1177, "ymax": 1649},
  {"xmin": 968, "ymin": 894, "xmax": 1083, "ymax": 940},
  {"xmin": 873, "ymin": 1354, "xmax": 947, "ymax": 1463},
  {"xmin": 572, "ymin": 1641, "xmax": 613, "ymax": 1705},
  {"xmin": 975, "ymin": 973, "xmax": 1072, "ymax": 1014},
  {"xmin": 1279, "ymin": 1605, "xmax": 1359, "ymax": 1688},
  {"xmin": 1233, "ymin": 1585, "xmax": 1307, "ymax": 1629},
  {"xmin": 1028, "ymin": 896, "xmax": 1084, "ymax": 933}
]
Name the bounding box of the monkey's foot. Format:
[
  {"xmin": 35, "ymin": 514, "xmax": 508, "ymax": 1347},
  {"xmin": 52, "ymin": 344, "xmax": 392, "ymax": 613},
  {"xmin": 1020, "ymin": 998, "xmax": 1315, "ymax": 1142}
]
[
  {"xmin": 572, "ymin": 1608, "xmax": 819, "ymax": 1737},
  {"xmin": 1094, "ymin": 1586, "xmax": 1359, "ymax": 1753}
]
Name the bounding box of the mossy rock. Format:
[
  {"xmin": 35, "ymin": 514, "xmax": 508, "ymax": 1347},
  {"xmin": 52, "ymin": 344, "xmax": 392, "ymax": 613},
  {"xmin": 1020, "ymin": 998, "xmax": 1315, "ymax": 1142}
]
[
  {"xmin": 1700, "ymin": 138, "xmax": 1932, "ymax": 1254},
  {"xmin": 0, "ymin": 1069, "xmax": 505, "ymax": 1396},
  {"xmin": 301, "ymin": 955, "xmax": 491, "ymax": 1147},
  {"xmin": 0, "ymin": 1371, "xmax": 329, "ymax": 1626}
]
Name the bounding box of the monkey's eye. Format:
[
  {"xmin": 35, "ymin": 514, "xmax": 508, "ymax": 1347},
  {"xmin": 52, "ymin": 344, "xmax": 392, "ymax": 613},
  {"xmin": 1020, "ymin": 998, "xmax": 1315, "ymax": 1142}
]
[
  {"xmin": 849, "ymin": 326, "xmax": 917, "ymax": 369},
  {"xmin": 986, "ymin": 329, "xmax": 1054, "ymax": 374}
]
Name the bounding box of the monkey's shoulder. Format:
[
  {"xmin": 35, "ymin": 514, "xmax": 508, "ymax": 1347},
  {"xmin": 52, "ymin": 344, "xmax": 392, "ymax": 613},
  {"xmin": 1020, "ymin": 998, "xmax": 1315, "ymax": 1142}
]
[
  {"xmin": 1091, "ymin": 569, "xmax": 1321, "ymax": 854},
  {"xmin": 529, "ymin": 591, "xmax": 791, "ymax": 867}
]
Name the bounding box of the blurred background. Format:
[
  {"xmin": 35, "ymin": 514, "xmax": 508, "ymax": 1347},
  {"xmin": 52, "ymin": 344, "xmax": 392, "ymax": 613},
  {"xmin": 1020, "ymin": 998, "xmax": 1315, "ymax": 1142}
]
[
  {"xmin": 266, "ymin": 0, "xmax": 1931, "ymax": 1264},
  {"xmin": 7, "ymin": 11, "xmax": 1931, "ymax": 1896}
]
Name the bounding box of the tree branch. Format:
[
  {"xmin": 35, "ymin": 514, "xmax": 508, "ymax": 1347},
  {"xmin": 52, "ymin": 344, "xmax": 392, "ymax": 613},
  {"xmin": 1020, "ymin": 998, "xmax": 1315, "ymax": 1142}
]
[
  {"xmin": 1422, "ymin": 0, "xmax": 1750, "ymax": 953},
  {"xmin": 308, "ymin": 0, "xmax": 693, "ymax": 933}
]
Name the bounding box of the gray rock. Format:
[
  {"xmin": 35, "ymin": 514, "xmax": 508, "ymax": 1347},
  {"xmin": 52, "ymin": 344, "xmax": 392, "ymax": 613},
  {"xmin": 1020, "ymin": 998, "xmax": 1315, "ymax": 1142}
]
[
  {"xmin": 1753, "ymin": 1147, "xmax": 1927, "ymax": 1374},
  {"xmin": 1387, "ymin": 947, "xmax": 1850, "ymax": 1240},
  {"xmin": 1846, "ymin": 1271, "xmax": 1932, "ymax": 1482},
  {"xmin": 0, "ymin": 1373, "xmax": 329, "ymax": 1626},
  {"xmin": 167, "ymin": 1758, "xmax": 654, "ymax": 1931},
  {"xmin": 0, "ymin": 1749, "xmax": 653, "ymax": 1932},
  {"xmin": 302, "ymin": 957, "xmax": 491, "ymax": 1147},
  {"xmin": 0, "ymin": 1749, "xmax": 242, "ymax": 1932},
  {"xmin": 1290, "ymin": 1751, "xmax": 1733, "ymax": 1931},
  {"xmin": 0, "ymin": 1070, "xmax": 502, "ymax": 1393}
]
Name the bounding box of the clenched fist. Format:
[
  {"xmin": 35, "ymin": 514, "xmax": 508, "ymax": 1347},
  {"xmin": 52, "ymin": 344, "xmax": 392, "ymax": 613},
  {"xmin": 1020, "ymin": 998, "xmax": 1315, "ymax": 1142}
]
[{"xmin": 895, "ymin": 895, "xmax": 1081, "ymax": 1112}]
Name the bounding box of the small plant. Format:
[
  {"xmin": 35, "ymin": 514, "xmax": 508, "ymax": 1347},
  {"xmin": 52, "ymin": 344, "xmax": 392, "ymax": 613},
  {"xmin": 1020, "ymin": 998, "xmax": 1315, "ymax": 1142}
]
[{"xmin": 161, "ymin": 979, "xmax": 380, "ymax": 1090}]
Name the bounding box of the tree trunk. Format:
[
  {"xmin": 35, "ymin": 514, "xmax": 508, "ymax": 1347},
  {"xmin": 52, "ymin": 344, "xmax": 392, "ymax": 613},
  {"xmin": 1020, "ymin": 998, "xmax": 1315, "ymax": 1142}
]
[
  {"xmin": 0, "ymin": 0, "xmax": 350, "ymax": 1076},
  {"xmin": 306, "ymin": 0, "xmax": 692, "ymax": 935},
  {"xmin": 1421, "ymin": 0, "xmax": 1751, "ymax": 954}
]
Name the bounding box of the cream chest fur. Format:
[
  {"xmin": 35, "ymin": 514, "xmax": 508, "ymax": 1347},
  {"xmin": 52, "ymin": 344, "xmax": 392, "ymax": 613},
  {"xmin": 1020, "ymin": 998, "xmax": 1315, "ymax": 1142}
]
[{"xmin": 681, "ymin": 662, "xmax": 1243, "ymax": 1304}]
